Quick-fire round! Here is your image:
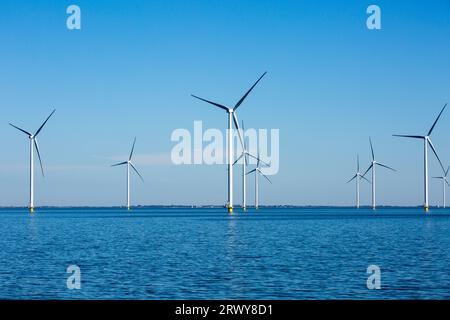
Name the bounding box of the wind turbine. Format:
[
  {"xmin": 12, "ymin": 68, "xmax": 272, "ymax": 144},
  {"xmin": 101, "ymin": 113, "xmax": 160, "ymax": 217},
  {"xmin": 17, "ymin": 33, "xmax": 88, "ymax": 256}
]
[
  {"xmin": 191, "ymin": 72, "xmax": 267, "ymax": 213},
  {"xmin": 432, "ymin": 165, "xmax": 450, "ymax": 208},
  {"xmin": 9, "ymin": 109, "xmax": 56, "ymax": 213},
  {"xmin": 347, "ymin": 154, "xmax": 371, "ymax": 208},
  {"xmin": 362, "ymin": 137, "xmax": 396, "ymax": 210},
  {"xmin": 233, "ymin": 120, "xmax": 261, "ymax": 211},
  {"xmin": 393, "ymin": 103, "xmax": 447, "ymax": 212},
  {"xmin": 246, "ymin": 152, "xmax": 272, "ymax": 209},
  {"xmin": 111, "ymin": 137, "xmax": 144, "ymax": 210}
]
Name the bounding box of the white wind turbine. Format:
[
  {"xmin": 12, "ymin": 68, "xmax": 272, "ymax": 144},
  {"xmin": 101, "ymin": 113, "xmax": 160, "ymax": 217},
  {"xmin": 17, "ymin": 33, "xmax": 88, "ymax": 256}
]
[
  {"xmin": 393, "ymin": 103, "xmax": 447, "ymax": 212},
  {"xmin": 232, "ymin": 120, "xmax": 261, "ymax": 211},
  {"xmin": 433, "ymin": 166, "xmax": 450, "ymax": 209},
  {"xmin": 362, "ymin": 137, "xmax": 396, "ymax": 210},
  {"xmin": 111, "ymin": 137, "xmax": 144, "ymax": 210},
  {"xmin": 347, "ymin": 154, "xmax": 371, "ymax": 208},
  {"xmin": 246, "ymin": 152, "xmax": 272, "ymax": 209},
  {"xmin": 191, "ymin": 72, "xmax": 267, "ymax": 213},
  {"xmin": 9, "ymin": 109, "xmax": 56, "ymax": 213}
]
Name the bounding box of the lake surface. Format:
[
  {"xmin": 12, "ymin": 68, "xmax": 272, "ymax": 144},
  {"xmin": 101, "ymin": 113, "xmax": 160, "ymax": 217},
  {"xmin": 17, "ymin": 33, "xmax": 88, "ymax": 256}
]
[{"xmin": 0, "ymin": 207, "xmax": 449, "ymax": 299}]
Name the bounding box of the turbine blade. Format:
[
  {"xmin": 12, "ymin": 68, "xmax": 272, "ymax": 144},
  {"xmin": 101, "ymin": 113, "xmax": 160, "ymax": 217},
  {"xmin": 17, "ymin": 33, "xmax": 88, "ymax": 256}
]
[
  {"xmin": 446, "ymin": 179, "xmax": 450, "ymax": 189},
  {"xmin": 258, "ymin": 169, "xmax": 273, "ymax": 184},
  {"xmin": 257, "ymin": 149, "xmax": 260, "ymax": 168},
  {"xmin": 357, "ymin": 154, "xmax": 359, "ymax": 172},
  {"xmin": 111, "ymin": 161, "xmax": 127, "ymax": 167},
  {"xmin": 246, "ymin": 169, "xmax": 257, "ymax": 175},
  {"xmin": 393, "ymin": 134, "xmax": 425, "ymax": 139},
  {"xmin": 241, "ymin": 120, "xmax": 248, "ymax": 153},
  {"xmin": 129, "ymin": 137, "xmax": 136, "ymax": 161},
  {"xmin": 360, "ymin": 174, "xmax": 371, "ymax": 184},
  {"xmin": 369, "ymin": 137, "xmax": 374, "ymax": 161},
  {"xmin": 244, "ymin": 144, "xmax": 249, "ymax": 164},
  {"xmin": 428, "ymin": 103, "xmax": 447, "ymax": 136},
  {"xmin": 34, "ymin": 139, "xmax": 44, "ymax": 177},
  {"xmin": 191, "ymin": 95, "xmax": 228, "ymax": 111},
  {"xmin": 9, "ymin": 123, "xmax": 31, "ymax": 136},
  {"xmin": 347, "ymin": 174, "xmax": 357, "ymax": 183},
  {"xmin": 130, "ymin": 162, "xmax": 144, "ymax": 182},
  {"xmin": 34, "ymin": 109, "xmax": 56, "ymax": 137},
  {"xmin": 233, "ymin": 72, "xmax": 267, "ymax": 111},
  {"xmin": 376, "ymin": 162, "xmax": 396, "ymax": 172},
  {"xmin": 232, "ymin": 113, "xmax": 245, "ymax": 151},
  {"xmin": 428, "ymin": 138, "xmax": 446, "ymax": 173},
  {"xmin": 362, "ymin": 164, "xmax": 373, "ymax": 177},
  {"xmin": 445, "ymin": 165, "xmax": 450, "ymax": 177},
  {"xmin": 247, "ymin": 153, "xmax": 270, "ymax": 167},
  {"xmin": 233, "ymin": 154, "xmax": 244, "ymax": 166}
]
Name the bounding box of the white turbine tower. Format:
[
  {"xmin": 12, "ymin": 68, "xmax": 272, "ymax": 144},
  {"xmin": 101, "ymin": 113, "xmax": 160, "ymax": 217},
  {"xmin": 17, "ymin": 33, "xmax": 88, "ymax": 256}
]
[
  {"xmin": 111, "ymin": 137, "xmax": 144, "ymax": 210},
  {"xmin": 232, "ymin": 120, "xmax": 260, "ymax": 211},
  {"xmin": 393, "ymin": 103, "xmax": 447, "ymax": 212},
  {"xmin": 191, "ymin": 72, "xmax": 267, "ymax": 213},
  {"xmin": 432, "ymin": 165, "xmax": 450, "ymax": 209},
  {"xmin": 9, "ymin": 109, "xmax": 56, "ymax": 213},
  {"xmin": 347, "ymin": 154, "xmax": 371, "ymax": 208},
  {"xmin": 246, "ymin": 152, "xmax": 272, "ymax": 209},
  {"xmin": 362, "ymin": 137, "xmax": 396, "ymax": 210}
]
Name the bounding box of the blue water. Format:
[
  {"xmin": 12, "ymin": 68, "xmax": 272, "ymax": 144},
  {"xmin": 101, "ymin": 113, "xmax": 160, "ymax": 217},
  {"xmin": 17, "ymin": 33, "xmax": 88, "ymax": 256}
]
[{"xmin": 0, "ymin": 207, "xmax": 449, "ymax": 299}]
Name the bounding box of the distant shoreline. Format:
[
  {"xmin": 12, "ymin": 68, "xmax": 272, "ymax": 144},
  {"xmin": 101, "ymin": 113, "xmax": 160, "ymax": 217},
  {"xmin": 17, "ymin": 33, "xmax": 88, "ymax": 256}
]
[{"xmin": 0, "ymin": 205, "xmax": 431, "ymax": 209}]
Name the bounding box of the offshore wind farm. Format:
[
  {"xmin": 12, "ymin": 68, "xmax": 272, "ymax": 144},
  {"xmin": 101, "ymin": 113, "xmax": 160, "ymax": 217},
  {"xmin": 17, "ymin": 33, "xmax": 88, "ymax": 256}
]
[{"xmin": 1, "ymin": 0, "xmax": 450, "ymax": 302}]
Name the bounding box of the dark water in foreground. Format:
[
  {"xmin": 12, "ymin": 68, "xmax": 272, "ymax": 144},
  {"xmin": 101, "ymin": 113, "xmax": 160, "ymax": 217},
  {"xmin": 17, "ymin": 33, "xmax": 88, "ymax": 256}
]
[{"xmin": 0, "ymin": 207, "xmax": 449, "ymax": 299}]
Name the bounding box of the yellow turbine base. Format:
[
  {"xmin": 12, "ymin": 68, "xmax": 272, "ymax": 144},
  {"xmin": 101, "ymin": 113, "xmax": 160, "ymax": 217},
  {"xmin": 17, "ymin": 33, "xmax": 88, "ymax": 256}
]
[
  {"xmin": 425, "ymin": 207, "xmax": 429, "ymax": 212},
  {"xmin": 228, "ymin": 207, "xmax": 233, "ymax": 214},
  {"xmin": 29, "ymin": 207, "xmax": 34, "ymax": 213}
]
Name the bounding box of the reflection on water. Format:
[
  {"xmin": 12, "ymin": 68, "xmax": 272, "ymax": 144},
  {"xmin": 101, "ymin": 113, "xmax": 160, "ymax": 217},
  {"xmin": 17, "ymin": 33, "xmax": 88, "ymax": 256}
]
[{"xmin": 0, "ymin": 207, "xmax": 449, "ymax": 299}]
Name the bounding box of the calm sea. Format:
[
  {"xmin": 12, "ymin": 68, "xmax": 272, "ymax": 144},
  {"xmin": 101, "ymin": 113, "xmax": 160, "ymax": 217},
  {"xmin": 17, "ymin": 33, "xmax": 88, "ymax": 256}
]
[{"xmin": 0, "ymin": 207, "xmax": 449, "ymax": 299}]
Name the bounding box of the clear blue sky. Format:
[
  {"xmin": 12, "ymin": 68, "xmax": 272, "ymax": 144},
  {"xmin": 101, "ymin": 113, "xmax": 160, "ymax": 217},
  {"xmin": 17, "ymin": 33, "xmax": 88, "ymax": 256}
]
[{"xmin": 1, "ymin": 0, "xmax": 449, "ymax": 206}]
